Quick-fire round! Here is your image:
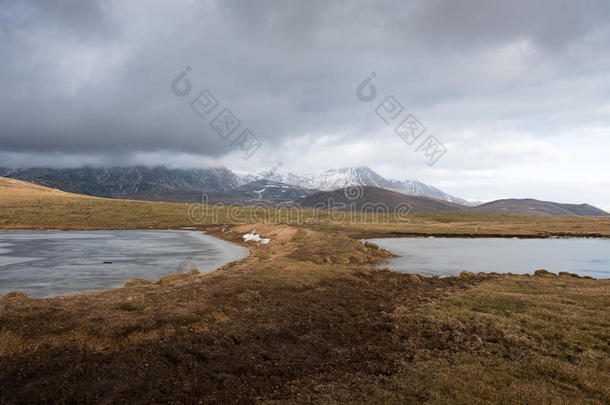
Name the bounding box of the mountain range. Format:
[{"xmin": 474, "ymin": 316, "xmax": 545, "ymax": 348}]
[
  {"xmin": 0, "ymin": 166, "xmax": 466, "ymax": 203},
  {"xmin": 1, "ymin": 166, "xmax": 608, "ymax": 216},
  {"xmin": 298, "ymin": 188, "xmax": 609, "ymax": 216}
]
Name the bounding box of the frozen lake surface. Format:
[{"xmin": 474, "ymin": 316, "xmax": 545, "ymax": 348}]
[
  {"xmin": 0, "ymin": 230, "xmax": 249, "ymax": 298},
  {"xmin": 368, "ymin": 237, "xmax": 610, "ymax": 279}
]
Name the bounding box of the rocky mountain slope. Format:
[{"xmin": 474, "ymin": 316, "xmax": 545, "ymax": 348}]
[
  {"xmin": 0, "ymin": 167, "xmax": 242, "ymax": 198},
  {"xmin": 218, "ymin": 180, "xmax": 319, "ymax": 202},
  {"xmin": 250, "ymin": 167, "xmax": 471, "ymax": 205},
  {"xmin": 1, "ymin": 166, "xmax": 468, "ymax": 205}
]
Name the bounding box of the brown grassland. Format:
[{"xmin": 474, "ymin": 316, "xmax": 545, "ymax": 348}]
[{"xmin": 0, "ymin": 177, "xmax": 609, "ymax": 404}]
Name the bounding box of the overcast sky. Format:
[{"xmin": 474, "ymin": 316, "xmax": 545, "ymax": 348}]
[{"xmin": 1, "ymin": 0, "xmax": 610, "ymax": 207}]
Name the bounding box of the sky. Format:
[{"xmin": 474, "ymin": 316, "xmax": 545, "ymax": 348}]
[{"xmin": 1, "ymin": 0, "xmax": 610, "ymax": 208}]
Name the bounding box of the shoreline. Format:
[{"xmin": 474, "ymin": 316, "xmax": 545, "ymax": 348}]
[
  {"xmin": 1, "ymin": 223, "xmax": 609, "ymax": 402},
  {"xmin": 367, "ymin": 236, "xmax": 609, "ymax": 280},
  {"xmin": 2, "ymin": 222, "xmax": 610, "ymax": 239},
  {"xmin": 2, "ymin": 224, "xmax": 608, "ymax": 300},
  {"xmin": 0, "ymin": 229, "xmax": 251, "ymax": 299}
]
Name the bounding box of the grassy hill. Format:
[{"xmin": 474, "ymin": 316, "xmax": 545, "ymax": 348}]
[
  {"xmin": 0, "ymin": 177, "xmax": 196, "ymax": 229},
  {"xmin": 297, "ymin": 186, "xmax": 465, "ymax": 212},
  {"xmin": 473, "ymin": 198, "xmax": 610, "ymax": 216}
]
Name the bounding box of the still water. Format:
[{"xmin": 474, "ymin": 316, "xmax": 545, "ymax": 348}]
[
  {"xmin": 0, "ymin": 230, "xmax": 250, "ymax": 298},
  {"xmin": 367, "ymin": 237, "xmax": 610, "ymax": 279}
]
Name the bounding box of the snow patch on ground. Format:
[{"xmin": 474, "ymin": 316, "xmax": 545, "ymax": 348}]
[{"xmin": 243, "ymin": 231, "xmax": 271, "ymax": 244}]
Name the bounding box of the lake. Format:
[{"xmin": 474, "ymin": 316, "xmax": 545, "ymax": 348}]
[
  {"xmin": 0, "ymin": 230, "xmax": 250, "ymax": 298},
  {"xmin": 367, "ymin": 237, "xmax": 610, "ymax": 279}
]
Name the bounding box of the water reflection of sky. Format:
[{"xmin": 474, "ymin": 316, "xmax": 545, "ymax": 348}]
[
  {"xmin": 0, "ymin": 231, "xmax": 249, "ymax": 298},
  {"xmin": 368, "ymin": 237, "xmax": 610, "ymax": 279}
]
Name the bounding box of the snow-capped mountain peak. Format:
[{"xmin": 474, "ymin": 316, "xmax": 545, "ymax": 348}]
[
  {"xmin": 388, "ymin": 179, "xmax": 472, "ymax": 206},
  {"xmin": 300, "ymin": 167, "xmax": 393, "ymax": 190},
  {"xmin": 249, "ymin": 167, "xmax": 472, "ymax": 206}
]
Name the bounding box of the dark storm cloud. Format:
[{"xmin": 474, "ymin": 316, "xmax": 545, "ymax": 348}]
[{"xmin": 1, "ymin": 0, "xmax": 609, "ymax": 167}]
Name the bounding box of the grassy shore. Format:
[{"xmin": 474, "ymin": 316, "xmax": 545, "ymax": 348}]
[{"xmin": 1, "ymin": 177, "xmax": 609, "ymax": 403}]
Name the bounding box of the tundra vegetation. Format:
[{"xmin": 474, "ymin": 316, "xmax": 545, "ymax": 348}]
[{"xmin": 0, "ymin": 177, "xmax": 609, "ymax": 403}]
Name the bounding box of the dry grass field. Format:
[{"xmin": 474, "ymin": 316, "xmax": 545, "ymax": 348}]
[{"xmin": 0, "ymin": 177, "xmax": 609, "ymax": 403}]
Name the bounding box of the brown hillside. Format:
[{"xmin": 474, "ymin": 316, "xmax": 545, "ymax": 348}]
[{"xmin": 297, "ymin": 186, "xmax": 466, "ymax": 213}]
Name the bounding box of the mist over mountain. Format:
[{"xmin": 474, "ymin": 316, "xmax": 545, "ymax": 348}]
[
  {"xmin": 0, "ymin": 166, "xmax": 610, "ymax": 216},
  {"xmin": 0, "ymin": 166, "xmax": 469, "ymax": 204},
  {"xmin": 2, "ymin": 166, "xmax": 608, "ymax": 216},
  {"xmin": 0, "ymin": 167, "xmax": 241, "ymax": 198}
]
